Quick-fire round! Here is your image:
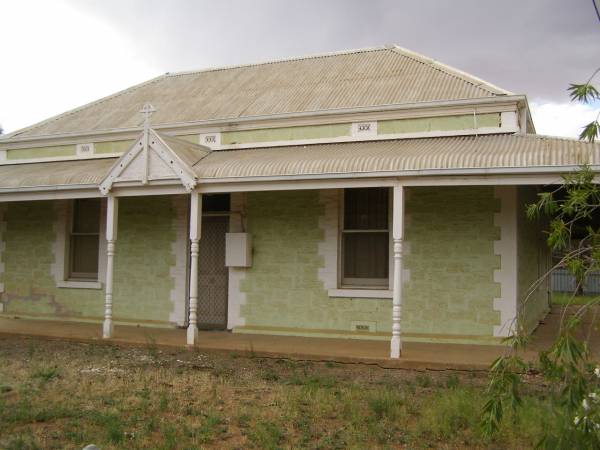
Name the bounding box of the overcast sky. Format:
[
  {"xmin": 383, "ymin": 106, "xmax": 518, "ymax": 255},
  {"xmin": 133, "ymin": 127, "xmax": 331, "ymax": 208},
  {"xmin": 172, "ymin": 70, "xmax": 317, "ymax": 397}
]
[{"xmin": 1, "ymin": 0, "xmax": 599, "ymax": 137}]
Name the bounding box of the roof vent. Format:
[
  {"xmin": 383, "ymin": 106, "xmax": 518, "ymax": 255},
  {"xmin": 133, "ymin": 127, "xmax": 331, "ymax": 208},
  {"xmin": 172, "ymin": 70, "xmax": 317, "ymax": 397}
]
[
  {"xmin": 351, "ymin": 121, "xmax": 377, "ymax": 138},
  {"xmin": 199, "ymin": 132, "xmax": 221, "ymax": 149},
  {"xmin": 76, "ymin": 143, "xmax": 95, "ymax": 157}
]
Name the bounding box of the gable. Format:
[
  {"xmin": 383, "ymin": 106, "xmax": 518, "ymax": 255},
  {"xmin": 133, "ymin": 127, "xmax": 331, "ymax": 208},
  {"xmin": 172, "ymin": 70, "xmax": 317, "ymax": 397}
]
[{"xmin": 99, "ymin": 129, "xmax": 209, "ymax": 194}]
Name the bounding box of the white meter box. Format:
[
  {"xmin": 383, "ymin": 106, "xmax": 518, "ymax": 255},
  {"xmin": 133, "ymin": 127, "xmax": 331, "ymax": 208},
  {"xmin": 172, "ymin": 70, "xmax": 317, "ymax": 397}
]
[{"xmin": 225, "ymin": 233, "xmax": 252, "ymax": 267}]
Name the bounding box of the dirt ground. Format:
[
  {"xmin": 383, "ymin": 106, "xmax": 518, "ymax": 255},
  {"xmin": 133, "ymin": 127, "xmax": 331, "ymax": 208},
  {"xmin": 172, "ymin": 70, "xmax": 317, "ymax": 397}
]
[{"xmin": 0, "ymin": 335, "xmax": 549, "ymax": 449}]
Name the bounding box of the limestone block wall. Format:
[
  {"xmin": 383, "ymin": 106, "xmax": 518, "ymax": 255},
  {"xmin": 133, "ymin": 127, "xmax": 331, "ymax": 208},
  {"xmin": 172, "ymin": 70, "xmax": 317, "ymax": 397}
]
[
  {"xmin": 236, "ymin": 187, "xmax": 502, "ymax": 344},
  {"xmin": 112, "ymin": 196, "xmax": 186, "ymax": 325},
  {"xmin": 237, "ymin": 190, "xmax": 391, "ymax": 340},
  {"xmin": 0, "ymin": 196, "xmax": 187, "ymax": 326},
  {"xmin": 403, "ymin": 187, "xmax": 501, "ymax": 343},
  {"xmin": 1, "ymin": 201, "xmax": 104, "ymax": 319}
]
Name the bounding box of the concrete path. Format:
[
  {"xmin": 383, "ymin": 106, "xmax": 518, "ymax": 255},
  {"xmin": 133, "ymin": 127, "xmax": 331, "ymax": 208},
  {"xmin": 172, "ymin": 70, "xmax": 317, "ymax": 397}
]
[{"xmin": 8, "ymin": 306, "xmax": 594, "ymax": 370}]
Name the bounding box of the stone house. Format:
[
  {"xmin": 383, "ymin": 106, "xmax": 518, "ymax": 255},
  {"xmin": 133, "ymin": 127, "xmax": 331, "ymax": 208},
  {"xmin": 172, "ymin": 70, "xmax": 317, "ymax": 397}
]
[{"xmin": 0, "ymin": 46, "xmax": 597, "ymax": 358}]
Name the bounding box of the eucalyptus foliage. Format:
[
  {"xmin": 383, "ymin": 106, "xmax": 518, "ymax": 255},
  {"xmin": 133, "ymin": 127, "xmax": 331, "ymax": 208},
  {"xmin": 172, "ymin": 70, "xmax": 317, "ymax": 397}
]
[{"xmin": 482, "ymin": 63, "xmax": 600, "ymax": 448}]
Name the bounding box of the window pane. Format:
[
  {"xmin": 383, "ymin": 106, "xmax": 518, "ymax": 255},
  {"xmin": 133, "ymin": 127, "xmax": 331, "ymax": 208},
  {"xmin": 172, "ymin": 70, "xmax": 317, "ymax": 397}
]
[
  {"xmin": 342, "ymin": 233, "xmax": 389, "ymax": 280},
  {"xmin": 73, "ymin": 199, "xmax": 101, "ymax": 233},
  {"xmin": 70, "ymin": 235, "xmax": 99, "ymax": 277},
  {"xmin": 344, "ymin": 188, "xmax": 388, "ymax": 230}
]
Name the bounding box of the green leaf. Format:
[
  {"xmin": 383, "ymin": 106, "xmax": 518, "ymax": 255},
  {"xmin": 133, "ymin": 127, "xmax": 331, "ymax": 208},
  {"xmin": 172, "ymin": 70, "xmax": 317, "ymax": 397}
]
[
  {"xmin": 568, "ymin": 83, "xmax": 600, "ymax": 103},
  {"xmin": 579, "ymin": 121, "xmax": 600, "ymax": 143}
]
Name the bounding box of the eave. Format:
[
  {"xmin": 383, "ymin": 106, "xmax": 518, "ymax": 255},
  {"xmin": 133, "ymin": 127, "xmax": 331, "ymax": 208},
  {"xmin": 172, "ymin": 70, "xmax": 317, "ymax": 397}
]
[{"xmin": 0, "ymin": 95, "xmax": 529, "ymax": 149}]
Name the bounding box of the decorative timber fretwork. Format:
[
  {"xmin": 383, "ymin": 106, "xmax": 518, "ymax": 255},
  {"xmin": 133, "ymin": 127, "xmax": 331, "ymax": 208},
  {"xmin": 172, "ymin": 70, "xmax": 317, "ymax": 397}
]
[{"xmin": 99, "ymin": 103, "xmax": 210, "ymax": 195}]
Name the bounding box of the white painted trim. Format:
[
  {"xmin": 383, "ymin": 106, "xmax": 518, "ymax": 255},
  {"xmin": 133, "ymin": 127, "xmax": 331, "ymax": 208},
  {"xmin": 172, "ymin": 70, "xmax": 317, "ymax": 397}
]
[
  {"xmin": 103, "ymin": 196, "xmax": 118, "ymax": 338},
  {"xmin": 0, "ymin": 170, "xmax": 587, "ymax": 204},
  {"xmin": 351, "ymin": 121, "xmax": 378, "ymax": 138},
  {"xmin": 51, "ymin": 199, "xmax": 105, "ymax": 290},
  {"xmin": 227, "ymin": 192, "xmax": 247, "ymax": 329},
  {"xmin": 0, "ymin": 111, "xmax": 513, "ymax": 163},
  {"xmin": 318, "ymin": 189, "xmax": 339, "ymax": 291},
  {"xmin": 390, "ymin": 184, "xmax": 405, "ymax": 358},
  {"xmin": 100, "ymin": 129, "xmax": 197, "ymax": 195},
  {"xmin": 198, "ymin": 132, "xmax": 221, "ymax": 149},
  {"xmin": 50, "ymin": 200, "xmax": 68, "ymax": 288},
  {"xmin": 169, "ymin": 195, "xmax": 188, "ymax": 326},
  {"xmin": 187, "ymin": 192, "xmax": 202, "ymax": 345},
  {"xmin": 211, "ymin": 125, "xmax": 512, "ymax": 151},
  {"xmin": 493, "ymin": 186, "xmax": 518, "ymax": 337},
  {"xmin": 56, "ymin": 280, "xmax": 102, "ymax": 290},
  {"xmin": 196, "ymin": 173, "xmax": 574, "ymax": 194},
  {"xmin": 328, "ymin": 289, "xmax": 392, "ymax": 299},
  {"xmin": 111, "ymin": 184, "xmax": 189, "ymax": 197},
  {"xmin": 76, "ymin": 142, "xmax": 95, "ymax": 157},
  {"xmin": 0, "ymin": 153, "xmax": 120, "ymax": 166},
  {"xmin": 0, "ymin": 95, "xmax": 527, "ymax": 148}
]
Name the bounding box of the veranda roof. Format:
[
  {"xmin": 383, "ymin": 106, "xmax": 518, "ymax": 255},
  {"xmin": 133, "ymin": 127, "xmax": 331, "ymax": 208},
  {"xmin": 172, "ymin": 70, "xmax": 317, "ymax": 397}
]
[
  {"xmin": 193, "ymin": 134, "xmax": 599, "ymax": 180},
  {"xmin": 0, "ymin": 158, "xmax": 115, "ymax": 190},
  {"xmin": 0, "ymin": 133, "xmax": 598, "ymax": 193}
]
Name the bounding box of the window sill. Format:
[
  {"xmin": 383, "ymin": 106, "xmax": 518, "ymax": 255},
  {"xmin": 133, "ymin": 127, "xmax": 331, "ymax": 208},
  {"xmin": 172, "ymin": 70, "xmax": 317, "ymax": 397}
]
[
  {"xmin": 328, "ymin": 289, "xmax": 392, "ymax": 299},
  {"xmin": 57, "ymin": 280, "xmax": 102, "ymax": 290}
]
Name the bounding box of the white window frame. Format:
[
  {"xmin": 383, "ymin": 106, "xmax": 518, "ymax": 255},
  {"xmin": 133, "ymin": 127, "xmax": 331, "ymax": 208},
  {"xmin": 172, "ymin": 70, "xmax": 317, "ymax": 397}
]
[
  {"xmin": 53, "ymin": 199, "xmax": 105, "ymax": 290},
  {"xmin": 336, "ymin": 188, "xmax": 392, "ymax": 291}
]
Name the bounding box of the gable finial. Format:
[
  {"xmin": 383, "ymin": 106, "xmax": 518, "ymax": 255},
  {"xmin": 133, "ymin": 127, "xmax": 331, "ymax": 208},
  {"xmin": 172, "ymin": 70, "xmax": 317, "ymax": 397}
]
[{"xmin": 140, "ymin": 102, "xmax": 156, "ymax": 132}]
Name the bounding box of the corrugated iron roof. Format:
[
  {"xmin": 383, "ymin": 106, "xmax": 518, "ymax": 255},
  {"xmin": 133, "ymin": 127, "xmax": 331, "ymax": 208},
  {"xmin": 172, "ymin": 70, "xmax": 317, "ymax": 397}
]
[
  {"xmin": 1, "ymin": 134, "xmax": 596, "ymax": 192},
  {"xmin": 8, "ymin": 46, "xmax": 511, "ymax": 139},
  {"xmin": 0, "ymin": 158, "xmax": 115, "ymax": 189},
  {"xmin": 193, "ymin": 134, "xmax": 600, "ymax": 179},
  {"xmin": 154, "ymin": 132, "xmax": 211, "ymax": 167}
]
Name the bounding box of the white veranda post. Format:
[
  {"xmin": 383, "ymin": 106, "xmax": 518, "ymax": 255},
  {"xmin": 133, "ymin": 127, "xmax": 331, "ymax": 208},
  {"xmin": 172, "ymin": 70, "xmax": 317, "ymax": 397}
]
[
  {"xmin": 103, "ymin": 195, "xmax": 119, "ymax": 339},
  {"xmin": 390, "ymin": 184, "xmax": 405, "ymax": 358},
  {"xmin": 187, "ymin": 192, "xmax": 202, "ymax": 345}
]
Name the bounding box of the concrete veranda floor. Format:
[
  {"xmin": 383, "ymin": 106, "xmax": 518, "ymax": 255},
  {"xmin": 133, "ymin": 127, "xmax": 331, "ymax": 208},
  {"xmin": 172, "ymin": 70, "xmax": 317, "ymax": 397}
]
[
  {"xmin": 0, "ymin": 306, "xmax": 588, "ymax": 370},
  {"xmin": 0, "ymin": 319, "xmax": 519, "ymax": 371}
]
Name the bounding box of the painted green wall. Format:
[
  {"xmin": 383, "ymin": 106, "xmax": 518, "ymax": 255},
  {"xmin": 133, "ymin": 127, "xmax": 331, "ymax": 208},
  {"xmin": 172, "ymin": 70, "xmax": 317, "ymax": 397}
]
[
  {"xmin": 517, "ymin": 187, "xmax": 550, "ymax": 333},
  {"xmin": 4, "ymin": 140, "xmax": 135, "ymax": 160},
  {"xmin": 176, "ymin": 135, "xmax": 200, "ymax": 144},
  {"xmin": 237, "ymin": 187, "xmax": 502, "ymax": 343},
  {"xmin": 378, "ymin": 113, "xmax": 500, "ymax": 135},
  {"xmin": 6, "ymin": 145, "xmax": 76, "ymax": 160},
  {"xmin": 0, "ymin": 198, "xmax": 179, "ymax": 325},
  {"xmin": 238, "ymin": 190, "xmax": 391, "ymax": 339},
  {"xmin": 1, "ymin": 201, "xmax": 104, "ymax": 318},
  {"xmin": 112, "ymin": 196, "xmax": 177, "ymax": 323},
  {"xmin": 403, "ymin": 187, "xmax": 501, "ymax": 342},
  {"xmin": 94, "ymin": 140, "xmax": 135, "ymax": 154},
  {"xmin": 222, "ymin": 123, "xmax": 351, "ymax": 145}
]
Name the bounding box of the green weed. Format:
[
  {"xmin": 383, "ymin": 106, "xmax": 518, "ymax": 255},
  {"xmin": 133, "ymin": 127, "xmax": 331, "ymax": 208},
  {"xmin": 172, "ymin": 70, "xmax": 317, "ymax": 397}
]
[{"xmin": 248, "ymin": 420, "xmax": 284, "ymax": 450}]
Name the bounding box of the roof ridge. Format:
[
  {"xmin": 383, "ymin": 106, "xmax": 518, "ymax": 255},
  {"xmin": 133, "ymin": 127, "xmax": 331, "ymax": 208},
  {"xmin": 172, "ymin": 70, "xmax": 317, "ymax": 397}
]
[
  {"xmin": 389, "ymin": 45, "xmax": 513, "ymax": 96},
  {"xmin": 3, "ymin": 74, "xmax": 168, "ymax": 139},
  {"xmin": 163, "ymin": 46, "xmax": 391, "ymax": 78}
]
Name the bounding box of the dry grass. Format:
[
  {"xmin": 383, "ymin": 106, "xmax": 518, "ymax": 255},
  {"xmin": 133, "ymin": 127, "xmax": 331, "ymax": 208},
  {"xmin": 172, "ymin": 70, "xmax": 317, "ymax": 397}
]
[{"xmin": 0, "ymin": 335, "xmax": 549, "ymax": 449}]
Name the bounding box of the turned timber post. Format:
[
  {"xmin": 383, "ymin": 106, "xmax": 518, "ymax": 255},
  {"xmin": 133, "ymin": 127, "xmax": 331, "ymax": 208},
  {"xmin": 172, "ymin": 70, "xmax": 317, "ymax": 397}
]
[
  {"xmin": 390, "ymin": 184, "xmax": 404, "ymax": 358},
  {"xmin": 103, "ymin": 195, "xmax": 118, "ymax": 339},
  {"xmin": 187, "ymin": 192, "xmax": 202, "ymax": 345}
]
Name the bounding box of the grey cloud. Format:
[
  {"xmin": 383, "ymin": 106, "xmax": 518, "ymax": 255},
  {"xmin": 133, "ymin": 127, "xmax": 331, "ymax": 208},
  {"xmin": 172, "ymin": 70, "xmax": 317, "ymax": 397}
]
[{"xmin": 69, "ymin": 0, "xmax": 600, "ymax": 103}]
